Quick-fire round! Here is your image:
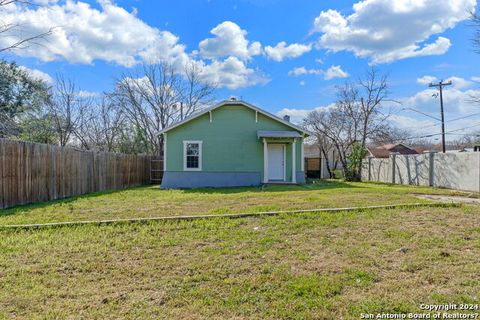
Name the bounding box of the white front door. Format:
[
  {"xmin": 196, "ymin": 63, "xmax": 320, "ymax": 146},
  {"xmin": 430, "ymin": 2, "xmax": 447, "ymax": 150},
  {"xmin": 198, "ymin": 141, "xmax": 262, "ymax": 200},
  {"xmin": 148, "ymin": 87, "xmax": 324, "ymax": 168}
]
[{"xmin": 267, "ymin": 144, "xmax": 285, "ymax": 181}]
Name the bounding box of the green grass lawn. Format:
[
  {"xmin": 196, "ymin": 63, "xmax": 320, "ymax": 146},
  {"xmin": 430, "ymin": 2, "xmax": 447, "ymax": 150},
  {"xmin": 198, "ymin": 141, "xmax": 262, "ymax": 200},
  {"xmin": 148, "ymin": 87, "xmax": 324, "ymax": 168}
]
[
  {"xmin": 0, "ymin": 181, "xmax": 478, "ymax": 319},
  {"xmin": 1, "ymin": 205, "xmax": 479, "ymax": 319},
  {"xmin": 0, "ymin": 180, "xmax": 465, "ymax": 226}
]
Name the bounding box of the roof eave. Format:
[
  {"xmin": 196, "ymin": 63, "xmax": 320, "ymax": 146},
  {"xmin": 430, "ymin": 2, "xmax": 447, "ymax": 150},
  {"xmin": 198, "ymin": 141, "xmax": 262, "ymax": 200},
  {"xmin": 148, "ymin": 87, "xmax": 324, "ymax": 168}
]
[{"xmin": 158, "ymin": 100, "xmax": 312, "ymax": 136}]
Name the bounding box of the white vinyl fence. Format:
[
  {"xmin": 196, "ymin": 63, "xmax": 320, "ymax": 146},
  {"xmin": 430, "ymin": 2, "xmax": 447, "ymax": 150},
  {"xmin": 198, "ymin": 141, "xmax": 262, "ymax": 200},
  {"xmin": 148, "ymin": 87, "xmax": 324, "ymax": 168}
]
[{"xmin": 362, "ymin": 152, "xmax": 480, "ymax": 192}]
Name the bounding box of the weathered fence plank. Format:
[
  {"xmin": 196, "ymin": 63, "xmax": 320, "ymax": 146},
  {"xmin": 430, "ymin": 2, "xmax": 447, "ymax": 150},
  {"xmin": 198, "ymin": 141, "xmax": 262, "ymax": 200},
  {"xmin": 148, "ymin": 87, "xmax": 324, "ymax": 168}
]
[{"xmin": 0, "ymin": 139, "xmax": 154, "ymax": 209}]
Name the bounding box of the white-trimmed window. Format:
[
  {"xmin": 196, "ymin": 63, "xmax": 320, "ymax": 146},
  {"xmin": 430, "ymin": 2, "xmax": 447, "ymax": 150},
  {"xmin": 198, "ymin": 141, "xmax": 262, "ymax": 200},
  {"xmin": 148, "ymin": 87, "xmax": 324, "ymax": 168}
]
[{"xmin": 183, "ymin": 141, "xmax": 202, "ymax": 171}]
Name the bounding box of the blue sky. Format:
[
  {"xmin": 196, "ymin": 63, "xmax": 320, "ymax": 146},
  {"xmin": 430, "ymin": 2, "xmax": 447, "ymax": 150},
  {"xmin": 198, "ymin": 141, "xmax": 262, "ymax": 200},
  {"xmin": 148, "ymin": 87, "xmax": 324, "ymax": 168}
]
[{"xmin": 2, "ymin": 0, "xmax": 480, "ymax": 140}]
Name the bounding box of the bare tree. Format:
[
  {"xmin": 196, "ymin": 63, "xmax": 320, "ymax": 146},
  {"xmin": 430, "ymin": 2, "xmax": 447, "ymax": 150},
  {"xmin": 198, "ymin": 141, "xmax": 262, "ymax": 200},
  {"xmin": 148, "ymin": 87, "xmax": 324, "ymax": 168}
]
[
  {"xmin": 111, "ymin": 61, "xmax": 216, "ymax": 156},
  {"xmin": 472, "ymin": 11, "xmax": 480, "ymax": 53},
  {"xmin": 181, "ymin": 62, "xmax": 217, "ymax": 117},
  {"xmin": 0, "ymin": 1, "xmax": 53, "ymax": 53},
  {"xmin": 75, "ymin": 96, "xmax": 124, "ymax": 151},
  {"xmin": 449, "ymin": 131, "xmax": 480, "ymax": 150},
  {"xmin": 304, "ymin": 68, "xmax": 391, "ymax": 180},
  {"xmin": 470, "ymin": 12, "xmax": 480, "ymax": 105},
  {"xmin": 316, "ymin": 134, "xmax": 338, "ymax": 178},
  {"xmin": 304, "ymin": 103, "xmax": 360, "ymax": 178},
  {"xmin": 370, "ymin": 126, "xmax": 412, "ymax": 146},
  {"xmin": 48, "ymin": 74, "xmax": 90, "ymax": 146},
  {"xmin": 358, "ymin": 68, "xmax": 391, "ymax": 148},
  {"xmin": 112, "ymin": 62, "xmax": 180, "ymax": 156}
]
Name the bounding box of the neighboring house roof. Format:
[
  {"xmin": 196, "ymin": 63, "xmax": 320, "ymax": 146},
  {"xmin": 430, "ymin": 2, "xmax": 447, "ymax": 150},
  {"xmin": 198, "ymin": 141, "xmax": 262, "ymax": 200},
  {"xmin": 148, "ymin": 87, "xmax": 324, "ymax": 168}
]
[
  {"xmin": 367, "ymin": 148, "xmax": 392, "ymax": 158},
  {"xmin": 159, "ymin": 99, "xmax": 312, "ymax": 136},
  {"xmin": 257, "ymin": 130, "xmax": 303, "ymax": 138},
  {"xmin": 367, "ymin": 143, "xmax": 419, "ymax": 158}
]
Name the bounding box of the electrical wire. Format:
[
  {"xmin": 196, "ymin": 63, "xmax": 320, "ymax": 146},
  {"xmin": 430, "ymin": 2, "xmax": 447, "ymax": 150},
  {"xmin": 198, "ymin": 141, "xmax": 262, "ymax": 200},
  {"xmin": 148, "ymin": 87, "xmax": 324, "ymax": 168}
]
[
  {"xmin": 381, "ymin": 122, "xmax": 480, "ymax": 143},
  {"xmin": 397, "ymin": 112, "xmax": 480, "ymax": 131}
]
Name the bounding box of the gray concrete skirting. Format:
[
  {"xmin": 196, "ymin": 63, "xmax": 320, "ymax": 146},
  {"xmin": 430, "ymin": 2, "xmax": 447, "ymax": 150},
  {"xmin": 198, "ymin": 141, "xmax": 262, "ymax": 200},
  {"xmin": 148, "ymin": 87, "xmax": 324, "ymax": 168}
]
[
  {"xmin": 0, "ymin": 202, "xmax": 458, "ymax": 230},
  {"xmin": 161, "ymin": 171, "xmax": 306, "ymax": 188},
  {"xmin": 161, "ymin": 171, "xmax": 262, "ymax": 188}
]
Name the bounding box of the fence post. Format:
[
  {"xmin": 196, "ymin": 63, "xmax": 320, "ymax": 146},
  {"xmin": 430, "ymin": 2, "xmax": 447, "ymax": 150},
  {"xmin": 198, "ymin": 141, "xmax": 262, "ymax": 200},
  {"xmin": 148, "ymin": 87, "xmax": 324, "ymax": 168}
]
[
  {"xmin": 428, "ymin": 151, "xmax": 436, "ymax": 187},
  {"xmin": 390, "ymin": 153, "xmax": 397, "ymax": 184}
]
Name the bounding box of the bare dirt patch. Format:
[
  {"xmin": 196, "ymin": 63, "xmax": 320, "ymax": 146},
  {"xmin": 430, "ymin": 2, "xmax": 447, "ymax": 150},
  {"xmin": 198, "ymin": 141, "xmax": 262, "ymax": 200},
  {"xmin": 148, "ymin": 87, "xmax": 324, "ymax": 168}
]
[{"xmin": 415, "ymin": 194, "xmax": 480, "ymax": 204}]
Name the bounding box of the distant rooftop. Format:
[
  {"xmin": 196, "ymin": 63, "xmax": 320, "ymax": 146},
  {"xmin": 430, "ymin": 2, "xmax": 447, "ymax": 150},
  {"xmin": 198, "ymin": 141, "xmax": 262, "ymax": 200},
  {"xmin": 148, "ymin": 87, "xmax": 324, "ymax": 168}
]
[{"xmin": 367, "ymin": 143, "xmax": 419, "ymax": 158}]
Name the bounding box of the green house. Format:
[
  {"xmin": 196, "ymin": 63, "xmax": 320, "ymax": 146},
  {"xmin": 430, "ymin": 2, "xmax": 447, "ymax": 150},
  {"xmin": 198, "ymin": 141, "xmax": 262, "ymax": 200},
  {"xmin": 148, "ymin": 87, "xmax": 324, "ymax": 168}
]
[{"xmin": 159, "ymin": 99, "xmax": 311, "ymax": 188}]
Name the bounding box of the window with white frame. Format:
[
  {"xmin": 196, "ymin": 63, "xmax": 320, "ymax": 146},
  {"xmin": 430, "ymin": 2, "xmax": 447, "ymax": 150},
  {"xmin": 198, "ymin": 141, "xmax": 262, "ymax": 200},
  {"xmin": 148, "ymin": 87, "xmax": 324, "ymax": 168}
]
[{"xmin": 183, "ymin": 141, "xmax": 202, "ymax": 171}]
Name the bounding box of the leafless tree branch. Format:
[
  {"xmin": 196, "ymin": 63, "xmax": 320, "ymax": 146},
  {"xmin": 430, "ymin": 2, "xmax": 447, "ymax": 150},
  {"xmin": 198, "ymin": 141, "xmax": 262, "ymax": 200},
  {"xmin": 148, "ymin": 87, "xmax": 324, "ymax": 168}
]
[
  {"xmin": 111, "ymin": 61, "xmax": 216, "ymax": 156},
  {"xmin": 471, "ymin": 11, "xmax": 480, "ymax": 54},
  {"xmin": 0, "ymin": 0, "xmax": 53, "ymax": 53},
  {"xmin": 48, "ymin": 74, "xmax": 91, "ymax": 146},
  {"xmin": 304, "ymin": 67, "xmax": 391, "ymax": 180}
]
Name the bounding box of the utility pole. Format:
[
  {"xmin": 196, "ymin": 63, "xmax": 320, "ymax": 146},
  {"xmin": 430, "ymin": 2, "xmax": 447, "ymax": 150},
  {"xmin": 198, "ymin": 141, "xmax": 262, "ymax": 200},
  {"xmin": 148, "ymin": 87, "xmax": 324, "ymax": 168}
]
[{"xmin": 429, "ymin": 80, "xmax": 452, "ymax": 153}]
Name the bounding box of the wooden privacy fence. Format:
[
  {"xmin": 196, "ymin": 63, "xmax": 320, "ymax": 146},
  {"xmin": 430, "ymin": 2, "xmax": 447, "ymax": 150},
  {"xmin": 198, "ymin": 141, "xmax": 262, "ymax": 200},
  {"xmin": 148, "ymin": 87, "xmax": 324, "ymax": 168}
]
[
  {"xmin": 305, "ymin": 157, "xmax": 322, "ymax": 179},
  {"xmin": 0, "ymin": 139, "xmax": 154, "ymax": 209}
]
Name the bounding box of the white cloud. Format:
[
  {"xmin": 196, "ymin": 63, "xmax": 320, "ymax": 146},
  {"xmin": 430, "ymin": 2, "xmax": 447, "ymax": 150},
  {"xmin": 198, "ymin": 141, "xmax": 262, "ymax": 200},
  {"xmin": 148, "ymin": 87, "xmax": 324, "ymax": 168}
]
[
  {"xmin": 445, "ymin": 76, "xmax": 473, "ymax": 90},
  {"xmin": 471, "ymin": 76, "xmax": 480, "ymax": 82},
  {"xmin": 77, "ymin": 90, "xmax": 99, "ymax": 98},
  {"xmin": 299, "ymin": 80, "xmax": 306, "ymax": 86},
  {"xmin": 276, "ymin": 108, "xmax": 314, "ymax": 124},
  {"xmin": 264, "ymin": 41, "xmax": 311, "ymax": 62},
  {"xmin": 417, "ymin": 76, "xmax": 473, "ymax": 89},
  {"xmin": 288, "ymin": 66, "xmax": 321, "ymax": 76},
  {"xmin": 388, "ymin": 77, "xmax": 480, "ymax": 138},
  {"xmin": 389, "ymin": 114, "xmax": 436, "ymax": 132},
  {"xmin": 276, "ymin": 76, "xmax": 480, "ymax": 138},
  {"xmin": 288, "ymin": 65, "xmax": 349, "ymax": 80},
  {"xmin": 0, "ymin": 3, "xmax": 268, "ymax": 90},
  {"xmin": 196, "ymin": 56, "xmax": 269, "ymax": 90},
  {"xmin": 32, "ymin": 0, "xmax": 60, "ymax": 4},
  {"xmin": 390, "ymin": 112, "xmax": 480, "ymax": 140},
  {"xmin": 198, "ymin": 21, "xmax": 262, "ymax": 60},
  {"xmin": 0, "ymin": 1, "xmax": 190, "ymax": 67},
  {"xmin": 323, "ymin": 65, "xmax": 349, "ymax": 80},
  {"xmin": 312, "ymin": 0, "xmax": 475, "ymax": 64},
  {"xmin": 372, "ymin": 37, "xmax": 452, "ymax": 64},
  {"xmin": 276, "ymin": 104, "xmax": 335, "ymax": 124},
  {"xmin": 401, "ymin": 84, "xmax": 480, "ymax": 115},
  {"xmin": 19, "ymin": 66, "xmax": 53, "ymax": 84},
  {"xmin": 417, "ymin": 75, "xmax": 438, "ymax": 85}
]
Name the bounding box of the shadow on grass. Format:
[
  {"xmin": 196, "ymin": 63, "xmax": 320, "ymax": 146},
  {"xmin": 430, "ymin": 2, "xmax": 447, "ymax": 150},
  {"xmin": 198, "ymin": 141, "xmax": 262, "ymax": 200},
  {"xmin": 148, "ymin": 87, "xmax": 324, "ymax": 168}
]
[
  {"xmin": 0, "ymin": 180, "xmax": 363, "ymax": 217},
  {"xmin": 0, "ymin": 185, "xmax": 149, "ymax": 217},
  {"xmin": 178, "ymin": 179, "xmax": 362, "ymax": 194}
]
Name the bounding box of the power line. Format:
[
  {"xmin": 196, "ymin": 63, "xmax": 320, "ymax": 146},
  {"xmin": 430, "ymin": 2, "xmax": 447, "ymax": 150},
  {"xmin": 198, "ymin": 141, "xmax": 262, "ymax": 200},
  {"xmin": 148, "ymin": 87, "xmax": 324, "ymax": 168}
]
[
  {"xmin": 415, "ymin": 122, "xmax": 480, "ymax": 139},
  {"xmin": 447, "ymin": 112, "xmax": 480, "ymax": 123},
  {"xmin": 382, "ymin": 122, "xmax": 480, "ymax": 144},
  {"xmin": 443, "ymin": 122, "xmax": 480, "ymax": 134},
  {"xmin": 445, "ymin": 133, "xmax": 480, "ymax": 136},
  {"xmin": 400, "ymin": 112, "xmax": 480, "ymax": 131},
  {"xmin": 412, "ymin": 123, "xmax": 480, "ymax": 139},
  {"xmin": 401, "ymin": 107, "xmax": 440, "ymax": 121}
]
